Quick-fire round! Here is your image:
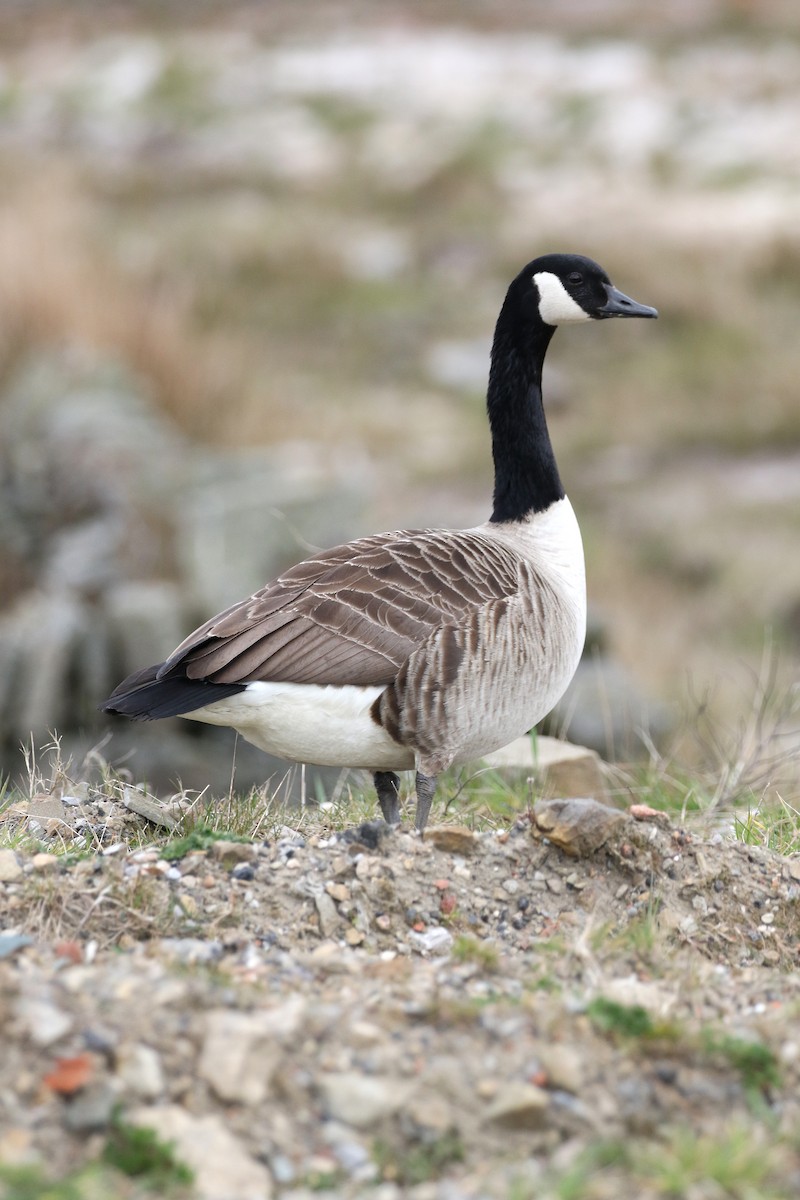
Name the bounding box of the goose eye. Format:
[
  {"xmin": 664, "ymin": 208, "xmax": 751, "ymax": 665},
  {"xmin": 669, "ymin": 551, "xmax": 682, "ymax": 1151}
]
[{"xmin": 567, "ymin": 272, "xmax": 583, "ymax": 286}]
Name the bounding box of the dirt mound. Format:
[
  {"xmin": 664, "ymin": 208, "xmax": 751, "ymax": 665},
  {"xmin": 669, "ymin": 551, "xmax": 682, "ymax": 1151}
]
[{"xmin": 1, "ymin": 798, "xmax": 800, "ymax": 1197}]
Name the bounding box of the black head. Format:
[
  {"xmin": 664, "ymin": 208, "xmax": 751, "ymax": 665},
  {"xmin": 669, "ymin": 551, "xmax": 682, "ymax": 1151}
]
[{"xmin": 519, "ymin": 252, "xmax": 658, "ymax": 326}]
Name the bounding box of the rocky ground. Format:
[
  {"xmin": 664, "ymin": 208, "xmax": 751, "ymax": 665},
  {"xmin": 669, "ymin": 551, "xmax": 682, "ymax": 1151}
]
[{"xmin": 1, "ymin": 776, "xmax": 800, "ymax": 1199}]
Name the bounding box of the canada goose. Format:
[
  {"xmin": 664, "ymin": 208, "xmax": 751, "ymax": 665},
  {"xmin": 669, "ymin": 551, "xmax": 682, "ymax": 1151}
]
[{"xmin": 102, "ymin": 253, "xmax": 656, "ymax": 831}]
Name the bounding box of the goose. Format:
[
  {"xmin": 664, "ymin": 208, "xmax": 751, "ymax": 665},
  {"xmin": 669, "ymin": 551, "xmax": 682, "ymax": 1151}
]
[{"xmin": 101, "ymin": 253, "xmax": 657, "ymax": 831}]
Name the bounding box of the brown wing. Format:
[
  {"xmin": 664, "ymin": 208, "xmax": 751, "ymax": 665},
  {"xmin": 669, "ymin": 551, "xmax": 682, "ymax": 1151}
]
[{"xmin": 158, "ymin": 529, "xmax": 522, "ymax": 688}]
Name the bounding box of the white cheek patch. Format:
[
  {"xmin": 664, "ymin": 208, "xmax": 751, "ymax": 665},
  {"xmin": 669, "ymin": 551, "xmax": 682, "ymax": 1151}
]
[{"xmin": 533, "ymin": 271, "xmax": 591, "ymax": 325}]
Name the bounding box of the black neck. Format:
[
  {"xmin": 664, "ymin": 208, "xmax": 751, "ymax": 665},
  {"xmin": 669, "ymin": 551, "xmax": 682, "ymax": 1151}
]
[{"xmin": 488, "ymin": 289, "xmax": 564, "ymax": 523}]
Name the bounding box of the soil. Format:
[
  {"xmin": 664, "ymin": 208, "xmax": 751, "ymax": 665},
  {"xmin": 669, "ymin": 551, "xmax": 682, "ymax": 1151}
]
[{"xmin": 1, "ymin": 791, "xmax": 800, "ymax": 1198}]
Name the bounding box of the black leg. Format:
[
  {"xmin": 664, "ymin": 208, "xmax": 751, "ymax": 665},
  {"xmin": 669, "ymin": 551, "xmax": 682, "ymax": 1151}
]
[
  {"xmin": 374, "ymin": 771, "xmax": 401, "ymax": 825},
  {"xmin": 414, "ymin": 771, "xmax": 437, "ymax": 833}
]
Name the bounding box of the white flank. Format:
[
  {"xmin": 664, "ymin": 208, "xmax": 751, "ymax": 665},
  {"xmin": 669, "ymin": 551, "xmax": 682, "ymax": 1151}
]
[
  {"xmin": 182, "ymin": 681, "xmax": 415, "ymax": 771},
  {"xmin": 533, "ymin": 271, "xmax": 590, "ymax": 325}
]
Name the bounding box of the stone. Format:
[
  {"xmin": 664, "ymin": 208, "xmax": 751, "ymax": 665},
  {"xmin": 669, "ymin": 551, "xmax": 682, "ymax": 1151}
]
[
  {"xmin": 0, "ymin": 934, "xmax": 33, "ymax": 959},
  {"xmin": 482, "ymin": 735, "xmax": 608, "ymax": 801},
  {"xmin": 407, "ymin": 926, "xmax": 454, "ymax": 956},
  {"xmin": 319, "ymin": 1072, "xmax": 414, "ymax": 1128},
  {"xmin": 538, "ymin": 1044, "xmax": 584, "ymax": 1094},
  {"xmin": 127, "ymin": 1105, "xmax": 273, "ymax": 1200},
  {"xmin": 121, "ymin": 787, "xmax": 178, "ymax": 830},
  {"xmin": 545, "ymin": 656, "xmax": 674, "ymax": 759},
  {"xmin": 0, "ymin": 849, "xmax": 23, "ymax": 882},
  {"xmin": 602, "ymin": 976, "xmax": 676, "ymax": 1018},
  {"xmin": 532, "ymin": 797, "xmax": 628, "ymax": 857},
  {"xmin": 485, "ymin": 1082, "xmax": 550, "ymax": 1130},
  {"xmin": 18, "ymin": 998, "xmax": 73, "ymax": 1047},
  {"xmin": 26, "ymin": 796, "xmax": 69, "ymax": 825},
  {"xmin": 424, "ymin": 826, "xmax": 477, "ymax": 855},
  {"xmin": 199, "ymin": 1001, "xmax": 306, "ymax": 1105},
  {"xmin": 116, "ymin": 1043, "xmax": 165, "ymax": 1100},
  {"xmin": 208, "ymin": 839, "xmax": 258, "ymax": 866},
  {"xmin": 31, "ymin": 853, "xmax": 60, "ymax": 873},
  {"xmin": 313, "ymin": 889, "xmax": 341, "ymax": 939},
  {"xmin": 63, "ymin": 1082, "xmax": 118, "ymax": 1132},
  {"xmin": 103, "ymin": 581, "xmax": 186, "ymax": 680}
]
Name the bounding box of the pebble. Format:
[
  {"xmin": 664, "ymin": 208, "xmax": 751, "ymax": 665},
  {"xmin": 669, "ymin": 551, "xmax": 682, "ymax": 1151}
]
[
  {"xmin": 231, "ymin": 863, "xmax": 256, "ymax": 881},
  {"xmin": 63, "ymin": 1082, "xmax": 118, "ymax": 1132},
  {"xmin": 532, "ymin": 797, "xmax": 627, "ymax": 857},
  {"xmin": 485, "ymin": 1082, "xmax": 550, "ymax": 1130},
  {"xmin": 116, "ymin": 1042, "xmax": 165, "ymax": 1100},
  {"xmin": 127, "ymin": 1105, "xmax": 274, "ymax": 1199},
  {"xmin": 318, "ymin": 1072, "xmax": 414, "ymax": 1128},
  {"xmin": 209, "ymin": 839, "xmax": 258, "ymax": 865},
  {"xmin": 0, "ymin": 850, "xmax": 23, "ymax": 882},
  {"xmin": 0, "ymin": 934, "xmax": 34, "ymax": 959},
  {"xmin": 538, "ymin": 1044, "xmax": 585, "ymax": 1094},
  {"xmin": 121, "ymin": 787, "xmax": 178, "ymax": 830},
  {"xmin": 199, "ymin": 1001, "xmax": 306, "ymax": 1105},
  {"xmin": 31, "ymin": 853, "xmax": 60, "ymax": 874},
  {"xmin": 18, "ymin": 998, "xmax": 73, "ymax": 1047},
  {"xmin": 501, "ymin": 878, "xmax": 520, "ymax": 895},
  {"xmin": 407, "ymin": 926, "xmax": 454, "ymax": 956},
  {"xmin": 424, "ymin": 826, "xmax": 477, "ymax": 855}
]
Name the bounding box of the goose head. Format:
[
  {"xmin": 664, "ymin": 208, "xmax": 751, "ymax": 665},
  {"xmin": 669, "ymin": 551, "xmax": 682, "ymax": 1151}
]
[{"xmin": 526, "ymin": 252, "xmax": 658, "ymax": 326}]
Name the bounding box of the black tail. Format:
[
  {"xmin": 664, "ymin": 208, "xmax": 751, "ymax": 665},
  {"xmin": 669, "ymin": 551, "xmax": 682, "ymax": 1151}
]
[{"xmin": 100, "ymin": 663, "xmax": 247, "ymax": 721}]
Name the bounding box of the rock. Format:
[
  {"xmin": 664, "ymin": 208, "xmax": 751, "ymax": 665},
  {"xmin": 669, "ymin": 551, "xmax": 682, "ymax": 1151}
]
[
  {"xmin": 103, "ymin": 581, "xmax": 186, "ymax": 681},
  {"xmin": 424, "ymin": 826, "xmax": 477, "ymax": 855},
  {"xmin": 26, "ymin": 796, "xmax": 69, "ymax": 826},
  {"xmin": 199, "ymin": 1001, "xmax": 306, "ymax": 1105},
  {"xmin": 31, "ymin": 853, "xmax": 60, "ymax": 873},
  {"xmin": 121, "ymin": 787, "xmax": 178, "ymax": 830},
  {"xmin": 485, "ymin": 1082, "xmax": 550, "ymax": 1130},
  {"xmin": 116, "ymin": 1043, "xmax": 165, "ymax": 1100},
  {"xmin": 63, "ymin": 1082, "xmax": 118, "ymax": 1132},
  {"xmin": 538, "ymin": 1045, "xmax": 585, "ymax": 1094},
  {"xmin": 0, "ymin": 934, "xmax": 33, "ymax": 959},
  {"xmin": 18, "ymin": 998, "xmax": 73, "ymax": 1047},
  {"xmin": 532, "ymin": 797, "xmax": 628, "ymax": 857},
  {"xmin": 0, "ymin": 849, "xmax": 23, "ymax": 882},
  {"xmin": 482, "ymin": 735, "xmax": 608, "ymax": 801},
  {"xmin": 177, "ymin": 445, "xmax": 366, "ymax": 618},
  {"xmin": 127, "ymin": 1105, "xmax": 273, "ymax": 1200},
  {"xmin": 208, "ymin": 840, "xmax": 258, "ymax": 866},
  {"xmin": 313, "ymin": 888, "xmax": 341, "ymax": 939},
  {"xmin": 318, "ymin": 1072, "xmax": 414, "ymax": 1128},
  {"xmin": 0, "ymin": 1128, "xmax": 34, "ymax": 1167},
  {"xmin": 407, "ymin": 926, "xmax": 454, "ymax": 956},
  {"xmin": 545, "ymin": 656, "xmax": 673, "ymax": 759},
  {"xmin": 601, "ymin": 976, "xmax": 677, "ymax": 1018}
]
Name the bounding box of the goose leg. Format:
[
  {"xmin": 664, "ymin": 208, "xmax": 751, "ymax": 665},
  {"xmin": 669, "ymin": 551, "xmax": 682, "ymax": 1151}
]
[
  {"xmin": 374, "ymin": 771, "xmax": 401, "ymax": 825},
  {"xmin": 414, "ymin": 771, "xmax": 437, "ymax": 834}
]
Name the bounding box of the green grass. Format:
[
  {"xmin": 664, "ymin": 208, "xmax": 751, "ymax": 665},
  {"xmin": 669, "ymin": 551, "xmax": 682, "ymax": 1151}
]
[
  {"xmin": 586, "ymin": 997, "xmax": 660, "ymax": 1040},
  {"xmin": 451, "ymin": 933, "xmax": 500, "ymax": 971},
  {"xmin": 373, "ymin": 1131, "xmax": 465, "ymax": 1187},
  {"xmin": 159, "ymin": 824, "xmax": 253, "ymax": 861},
  {"xmin": 101, "ymin": 1115, "xmax": 193, "ymax": 1190},
  {"xmin": 701, "ymin": 1031, "xmax": 781, "ymax": 1093}
]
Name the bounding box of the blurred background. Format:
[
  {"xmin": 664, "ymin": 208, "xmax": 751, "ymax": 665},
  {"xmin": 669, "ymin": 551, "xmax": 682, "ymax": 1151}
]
[{"xmin": 1, "ymin": 0, "xmax": 799, "ymax": 798}]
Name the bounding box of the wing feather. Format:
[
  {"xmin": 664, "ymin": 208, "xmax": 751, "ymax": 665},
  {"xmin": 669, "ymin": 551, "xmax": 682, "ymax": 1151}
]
[{"xmin": 162, "ymin": 528, "xmax": 523, "ymax": 688}]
